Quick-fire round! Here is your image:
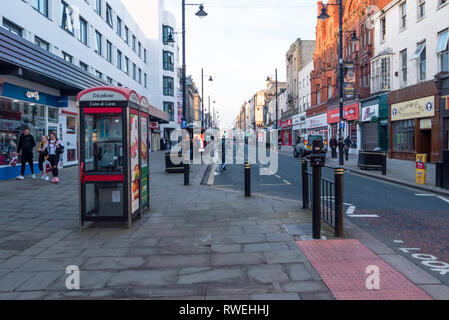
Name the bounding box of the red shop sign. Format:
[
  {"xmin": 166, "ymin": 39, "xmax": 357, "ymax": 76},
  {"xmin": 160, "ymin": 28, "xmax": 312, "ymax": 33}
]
[
  {"xmin": 149, "ymin": 122, "xmax": 159, "ymax": 129},
  {"xmin": 278, "ymin": 119, "xmax": 292, "ymax": 129},
  {"xmin": 327, "ymin": 103, "xmax": 360, "ymax": 124}
]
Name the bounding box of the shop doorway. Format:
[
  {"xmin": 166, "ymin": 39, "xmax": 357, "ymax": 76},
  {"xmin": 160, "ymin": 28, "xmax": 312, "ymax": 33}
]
[{"xmin": 419, "ymin": 130, "xmax": 432, "ymax": 161}]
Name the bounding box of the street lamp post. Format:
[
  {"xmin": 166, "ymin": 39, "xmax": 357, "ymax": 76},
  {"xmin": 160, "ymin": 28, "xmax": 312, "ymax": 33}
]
[
  {"xmin": 201, "ymin": 68, "xmax": 213, "ymax": 129},
  {"xmin": 175, "ymin": 1, "xmax": 207, "ymax": 185},
  {"xmin": 318, "ymin": 1, "xmax": 358, "ymax": 166},
  {"xmin": 267, "ymin": 69, "xmax": 279, "ymax": 148}
]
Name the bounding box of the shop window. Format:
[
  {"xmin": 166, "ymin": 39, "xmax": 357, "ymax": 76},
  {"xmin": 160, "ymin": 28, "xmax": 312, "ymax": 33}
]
[
  {"xmin": 393, "ymin": 120, "xmax": 415, "ymax": 152},
  {"xmin": 61, "ymin": 1, "xmax": 74, "ymax": 35},
  {"xmin": 66, "ymin": 116, "xmax": 76, "ymax": 134},
  {"xmin": 437, "ymin": 30, "xmax": 449, "ymax": 72},
  {"xmin": 48, "ymin": 107, "xmax": 58, "ymax": 124}
]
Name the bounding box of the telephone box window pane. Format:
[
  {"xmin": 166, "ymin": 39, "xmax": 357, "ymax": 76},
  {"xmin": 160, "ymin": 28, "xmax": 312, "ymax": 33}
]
[{"xmin": 85, "ymin": 114, "xmax": 124, "ymax": 172}]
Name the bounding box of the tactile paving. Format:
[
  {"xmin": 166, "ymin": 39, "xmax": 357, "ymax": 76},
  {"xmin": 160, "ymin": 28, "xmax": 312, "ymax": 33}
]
[{"xmin": 296, "ymin": 239, "xmax": 432, "ymax": 300}]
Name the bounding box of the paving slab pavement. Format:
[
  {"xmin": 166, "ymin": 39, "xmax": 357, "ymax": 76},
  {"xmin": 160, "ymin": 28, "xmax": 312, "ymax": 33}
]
[{"xmin": 0, "ymin": 151, "xmax": 447, "ymax": 300}]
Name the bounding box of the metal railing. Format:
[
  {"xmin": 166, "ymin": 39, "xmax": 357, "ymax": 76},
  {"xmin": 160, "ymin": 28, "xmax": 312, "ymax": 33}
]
[{"xmin": 302, "ymin": 160, "xmax": 344, "ymax": 237}]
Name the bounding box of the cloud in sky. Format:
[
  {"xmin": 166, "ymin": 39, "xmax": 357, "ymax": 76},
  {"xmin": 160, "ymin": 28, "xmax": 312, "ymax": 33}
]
[{"xmin": 124, "ymin": 0, "xmax": 318, "ymax": 128}]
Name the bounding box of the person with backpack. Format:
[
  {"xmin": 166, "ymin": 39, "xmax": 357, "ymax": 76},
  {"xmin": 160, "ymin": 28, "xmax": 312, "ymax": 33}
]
[
  {"xmin": 16, "ymin": 127, "xmax": 36, "ymax": 180},
  {"xmin": 46, "ymin": 132, "xmax": 64, "ymax": 184}
]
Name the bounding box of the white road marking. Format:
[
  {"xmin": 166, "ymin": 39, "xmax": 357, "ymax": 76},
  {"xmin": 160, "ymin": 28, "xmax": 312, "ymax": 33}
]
[
  {"xmin": 260, "ymin": 183, "xmax": 289, "ymax": 186},
  {"xmin": 283, "ymin": 179, "xmax": 291, "ymax": 185},
  {"xmin": 275, "ymin": 175, "xmax": 281, "ymax": 179},
  {"xmin": 393, "ymin": 240, "xmax": 404, "ymax": 244},
  {"xmin": 437, "ymin": 196, "xmax": 449, "ymax": 204},
  {"xmin": 348, "ymin": 214, "xmax": 379, "ymax": 218},
  {"xmin": 415, "ymin": 193, "xmax": 435, "ymax": 196},
  {"xmin": 346, "ymin": 206, "xmax": 356, "ymax": 215}
]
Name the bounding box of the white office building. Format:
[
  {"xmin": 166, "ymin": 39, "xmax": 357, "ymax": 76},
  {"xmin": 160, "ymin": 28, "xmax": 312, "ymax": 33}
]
[{"xmin": 0, "ymin": 0, "xmax": 179, "ymax": 180}]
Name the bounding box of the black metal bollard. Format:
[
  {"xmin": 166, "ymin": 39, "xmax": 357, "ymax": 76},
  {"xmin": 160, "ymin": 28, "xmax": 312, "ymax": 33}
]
[
  {"xmin": 302, "ymin": 159, "xmax": 309, "ymax": 209},
  {"xmin": 382, "ymin": 152, "xmax": 387, "ymax": 176},
  {"xmin": 334, "ymin": 167, "xmax": 344, "ymax": 237},
  {"xmin": 184, "ymin": 141, "xmax": 190, "ymax": 186},
  {"xmin": 222, "ymin": 137, "xmax": 226, "ymax": 171},
  {"xmin": 244, "ymin": 161, "xmax": 251, "ymax": 197},
  {"xmin": 312, "ymin": 164, "xmax": 321, "ymax": 239}
]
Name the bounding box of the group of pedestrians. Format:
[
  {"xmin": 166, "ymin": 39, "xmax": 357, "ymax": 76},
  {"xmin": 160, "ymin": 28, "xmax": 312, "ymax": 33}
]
[
  {"xmin": 329, "ymin": 136, "xmax": 352, "ymax": 159},
  {"xmin": 15, "ymin": 127, "xmax": 64, "ymax": 184}
]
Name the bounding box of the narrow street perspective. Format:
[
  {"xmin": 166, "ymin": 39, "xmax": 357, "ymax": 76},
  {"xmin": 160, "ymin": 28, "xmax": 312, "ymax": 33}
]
[{"xmin": 0, "ymin": 0, "xmax": 449, "ymax": 308}]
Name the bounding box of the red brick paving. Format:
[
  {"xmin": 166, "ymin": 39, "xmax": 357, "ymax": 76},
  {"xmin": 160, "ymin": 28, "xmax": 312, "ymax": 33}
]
[{"xmin": 296, "ymin": 239, "xmax": 432, "ymax": 300}]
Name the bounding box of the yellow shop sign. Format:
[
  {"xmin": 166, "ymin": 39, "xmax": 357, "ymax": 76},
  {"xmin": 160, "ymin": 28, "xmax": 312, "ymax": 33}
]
[{"xmin": 391, "ymin": 96, "xmax": 435, "ymax": 121}]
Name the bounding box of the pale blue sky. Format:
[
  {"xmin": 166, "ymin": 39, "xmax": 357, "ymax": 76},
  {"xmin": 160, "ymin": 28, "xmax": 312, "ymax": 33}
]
[{"xmin": 136, "ymin": 0, "xmax": 319, "ymax": 128}]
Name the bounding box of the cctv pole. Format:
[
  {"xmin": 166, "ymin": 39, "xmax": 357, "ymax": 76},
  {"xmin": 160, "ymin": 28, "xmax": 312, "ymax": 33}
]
[{"xmin": 338, "ymin": 0, "xmax": 344, "ymax": 166}]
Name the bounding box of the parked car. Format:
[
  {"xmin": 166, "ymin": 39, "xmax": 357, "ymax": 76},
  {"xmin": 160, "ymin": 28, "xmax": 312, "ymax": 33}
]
[{"xmin": 294, "ymin": 134, "xmax": 328, "ymax": 158}]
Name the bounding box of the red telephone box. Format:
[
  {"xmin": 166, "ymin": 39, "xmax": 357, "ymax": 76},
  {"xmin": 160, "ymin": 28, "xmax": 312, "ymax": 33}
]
[{"xmin": 77, "ymin": 87, "xmax": 150, "ymax": 228}]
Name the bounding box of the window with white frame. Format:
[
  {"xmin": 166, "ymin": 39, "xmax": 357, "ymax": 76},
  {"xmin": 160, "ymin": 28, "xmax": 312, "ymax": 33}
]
[
  {"xmin": 438, "ymin": 0, "xmax": 448, "ymax": 8},
  {"xmin": 106, "ymin": 3, "xmax": 113, "ymax": 28},
  {"xmin": 380, "ymin": 17, "xmax": 386, "ymax": 41},
  {"xmin": 411, "ymin": 41, "xmax": 426, "ymax": 81},
  {"xmin": 371, "ymin": 56, "xmax": 391, "ymax": 93},
  {"xmin": 33, "ymin": 0, "xmax": 49, "ymax": 17},
  {"xmin": 400, "ymin": 2, "xmax": 407, "ymax": 29},
  {"xmin": 417, "ymin": 0, "xmax": 425, "ymax": 20},
  {"xmin": 400, "ymin": 49, "xmax": 407, "ymax": 87},
  {"xmin": 437, "ymin": 30, "xmax": 449, "ymax": 72}
]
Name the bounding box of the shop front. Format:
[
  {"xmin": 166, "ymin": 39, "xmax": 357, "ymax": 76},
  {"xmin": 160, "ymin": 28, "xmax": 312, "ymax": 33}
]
[
  {"xmin": 0, "ymin": 81, "xmax": 68, "ymax": 180},
  {"xmin": 292, "ymin": 113, "xmax": 306, "ymax": 143},
  {"xmin": 279, "ymin": 118, "xmax": 293, "ymax": 146},
  {"xmin": 360, "ymin": 93, "xmax": 389, "ymax": 152},
  {"xmin": 306, "ymin": 113, "xmax": 328, "ymax": 141},
  {"xmin": 327, "ymin": 103, "xmax": 360, "ymax": 154},
  {"xmin": 388, "ymin": 81, "xmax": 440, "ymax": 163}
]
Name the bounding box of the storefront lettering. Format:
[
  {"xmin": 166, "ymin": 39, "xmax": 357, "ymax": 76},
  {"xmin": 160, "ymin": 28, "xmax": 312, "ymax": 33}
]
[
  {"xmin": 26, "ymin": 91, "xmax": 40, "ymax": 101},
  {"xmin": 391, "ymin": 96, "xmax": 435, "ymax": 121}
]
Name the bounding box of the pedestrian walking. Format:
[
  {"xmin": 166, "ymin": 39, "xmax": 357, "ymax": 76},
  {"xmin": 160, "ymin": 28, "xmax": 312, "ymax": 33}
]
[
  {"xmin": 37, "ymin": 135, "xmax": 50, "ymax": 181},
  {"xmin": 46, "ymin": 132, "xmax": 64, "ymax": 184},
  {"xmin": 330, "ymin": 136, "xmax": 338, "ymax": 158},
  {"xmin": 344, "ymin": 136, "xmax": 351, "ymax": 160},
  {"xmin": 16, "ymin": 127, "xmax": 36, "ymax": 180}
]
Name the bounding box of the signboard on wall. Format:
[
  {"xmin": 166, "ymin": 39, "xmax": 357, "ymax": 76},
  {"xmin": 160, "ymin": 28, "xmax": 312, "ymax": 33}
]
[
  {"xmin": 391, "ymin": 96, "xmax": 435, "ymax": 121},
  {"xmin": 361, "ymin": 104, "xmax": 379, "ymax": 122},
  {"xmin": 306, "ymin": 113, "xmax": 327, "ymax": 129},
  {"xmin": 344, "ymin": 62, "xmax": 356, "ymax": 100}
]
